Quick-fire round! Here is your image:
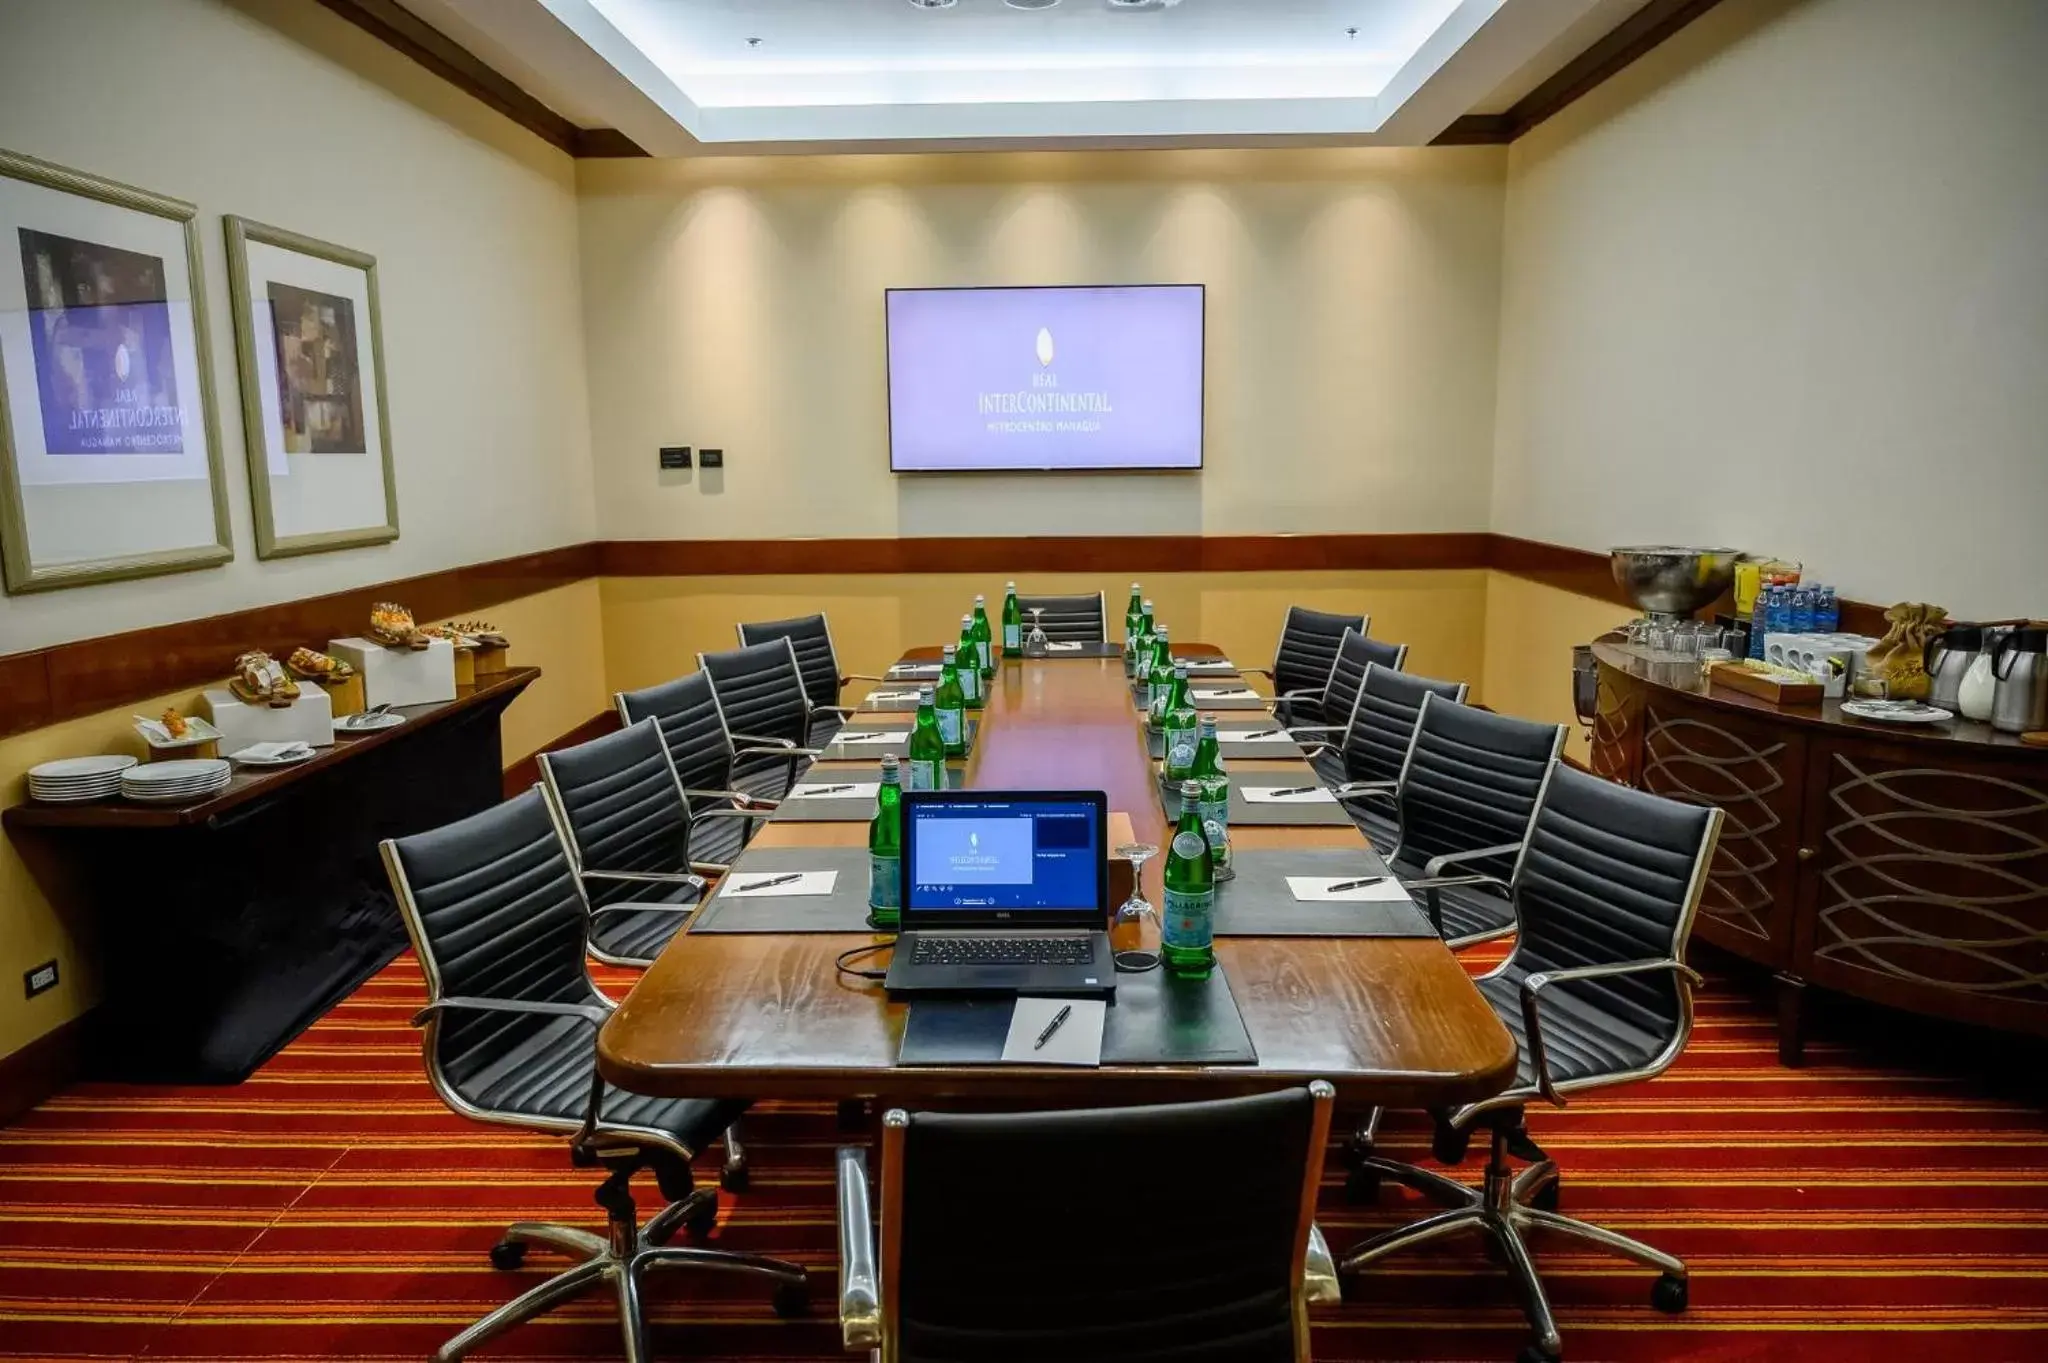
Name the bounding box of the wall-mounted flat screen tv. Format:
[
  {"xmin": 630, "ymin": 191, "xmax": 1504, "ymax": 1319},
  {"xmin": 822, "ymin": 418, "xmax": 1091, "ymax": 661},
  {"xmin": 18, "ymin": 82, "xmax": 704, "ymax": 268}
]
[{"xmin": 886, "ymin": 284, "xmax": 1204, "ymax": 472}]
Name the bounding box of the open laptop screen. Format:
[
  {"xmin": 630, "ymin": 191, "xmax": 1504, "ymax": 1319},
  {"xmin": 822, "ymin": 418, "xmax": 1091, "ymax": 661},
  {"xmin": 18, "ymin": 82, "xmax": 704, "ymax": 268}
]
[{"xmin": 903, "ymin": 794, "xmax": 1103, "ymax": 916}]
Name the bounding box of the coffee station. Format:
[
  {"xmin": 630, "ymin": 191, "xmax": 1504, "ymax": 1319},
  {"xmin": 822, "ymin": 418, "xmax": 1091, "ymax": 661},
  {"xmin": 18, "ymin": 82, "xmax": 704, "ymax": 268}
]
[{"xmin": 1579, "ymin": 549, "xmax": 2048, "ymax": 1065}]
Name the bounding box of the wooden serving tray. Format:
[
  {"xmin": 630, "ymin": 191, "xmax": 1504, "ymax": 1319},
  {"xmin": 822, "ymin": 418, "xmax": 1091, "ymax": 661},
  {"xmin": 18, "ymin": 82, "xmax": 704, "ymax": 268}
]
[{"xmin": 1706, "ymin": 661, "xmax": 1824, "ymax": 706}]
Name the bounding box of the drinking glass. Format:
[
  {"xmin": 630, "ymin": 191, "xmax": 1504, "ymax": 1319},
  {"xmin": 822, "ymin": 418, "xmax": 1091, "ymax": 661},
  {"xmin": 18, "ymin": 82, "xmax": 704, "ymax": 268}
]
[
  {"xmin": 1113, "ymin": 841, "xmax": 1160, "ymax": 970},
  {"xmin": 1026, "ymin": 607, "xmax": 1049, "ymax": 654}
]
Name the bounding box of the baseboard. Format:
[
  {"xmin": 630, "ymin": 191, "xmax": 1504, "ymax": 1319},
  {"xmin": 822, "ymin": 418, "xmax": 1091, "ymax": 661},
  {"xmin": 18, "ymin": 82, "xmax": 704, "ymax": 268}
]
[
  {"xmin": 502, "ymin": 709, "xmax": 621, "ymax": 797},
  {"xmin": 0, "ymin": 1011, "xmax": 89, "ymax": 1127}
]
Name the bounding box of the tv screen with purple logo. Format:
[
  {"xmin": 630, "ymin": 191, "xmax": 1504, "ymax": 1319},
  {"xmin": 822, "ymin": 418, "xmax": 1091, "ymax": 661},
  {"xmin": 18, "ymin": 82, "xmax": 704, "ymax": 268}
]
[{"xmin": 886, "ymin": 284, "xmax": 1203, "ymax": 472}]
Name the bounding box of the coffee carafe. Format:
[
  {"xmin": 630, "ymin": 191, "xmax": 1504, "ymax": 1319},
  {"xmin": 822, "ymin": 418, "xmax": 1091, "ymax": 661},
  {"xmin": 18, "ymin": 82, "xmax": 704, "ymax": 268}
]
[
  {"xmin": 1925, "ymin": 625, "xmax": 1987, "ymax": 712},
  {"xmin": 1990, "ymin": 625, "xmax": 2048, "ymax": 734}
]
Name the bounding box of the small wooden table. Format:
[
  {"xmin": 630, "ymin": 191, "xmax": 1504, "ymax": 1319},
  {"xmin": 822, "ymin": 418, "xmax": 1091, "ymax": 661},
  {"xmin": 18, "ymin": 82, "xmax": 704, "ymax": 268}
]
[
  {"xmin": 599, "ymin": 648, "xmax": 1514, "ymax": 1109},
  {"xmin": 4, "ymin": 668, "xmax": 539, "ymax": 1083}
]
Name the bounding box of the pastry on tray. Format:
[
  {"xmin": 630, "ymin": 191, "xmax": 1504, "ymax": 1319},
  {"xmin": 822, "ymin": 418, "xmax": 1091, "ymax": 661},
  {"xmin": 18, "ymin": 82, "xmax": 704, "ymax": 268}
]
[
  {"xmin": 420, "ymin": 624, "xmax": 477, "ymax": 649},
  {"xmin": 230, "ymin": 651, "xmax": 301, "ymax": 708},
  {"xmin": 161, "ymin": 707, "xmax": 190, "ymax": 740},
  {"xmin": 368, "ymin": 602, "xmax": 431, "ymax": 651},
  {"xmin": 451, "ymin": 619, "xmax": 509, "ymax": 648},
  {"xmin": 287, "ymin": 647, "xmax": 355, "ymax": 682}
]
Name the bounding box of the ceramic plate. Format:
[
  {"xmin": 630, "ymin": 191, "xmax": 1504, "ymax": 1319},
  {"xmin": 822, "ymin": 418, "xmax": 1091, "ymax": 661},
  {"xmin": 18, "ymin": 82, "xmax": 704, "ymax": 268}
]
[
  {"xmin": 1841, "ymin": 700, "xmax": 1954, "ymax": 725},
  {"xmin": 335, "ymin": 712, "xmax": 406, "ymax": 733}
]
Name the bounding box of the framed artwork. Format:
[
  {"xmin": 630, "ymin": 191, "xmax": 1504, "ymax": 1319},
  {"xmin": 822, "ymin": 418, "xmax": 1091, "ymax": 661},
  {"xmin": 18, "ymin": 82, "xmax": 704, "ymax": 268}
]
[
  {"xmin": 224, "ymin": 215, "xmax": 396, "ymax": 559},
  {"xmin": 0, "ymin": 148, "xmax": 232, "ymax": 594}
]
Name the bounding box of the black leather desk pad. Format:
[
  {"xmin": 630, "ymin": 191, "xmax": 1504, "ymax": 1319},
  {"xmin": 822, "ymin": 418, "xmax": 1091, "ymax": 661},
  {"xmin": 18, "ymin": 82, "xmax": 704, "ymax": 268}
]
[
  {"xmin": 1159, "ymin": 776, "xmax": 1355, "ymax": 828},
  {"xmin": 1146, "ymin": 724, "xmax": 1306, "ymax": 762},
  {"xmin": 897, "ymin": 964, "xmax": 1256, "ymax": 1067},
  {"xmin": 819, "ymin": 720, "xmax": 977, "ymax": 760},
  {"xmin": 1215, "ymin": 849, "xmax": 1436, "ymax": 938},
  {"xmin": 771, "ymin": 764, "xmax": 966, "ymax": 821},
  {"xmin": 689, "ymin": 847, "xmax": 880, "ymax": 934}
]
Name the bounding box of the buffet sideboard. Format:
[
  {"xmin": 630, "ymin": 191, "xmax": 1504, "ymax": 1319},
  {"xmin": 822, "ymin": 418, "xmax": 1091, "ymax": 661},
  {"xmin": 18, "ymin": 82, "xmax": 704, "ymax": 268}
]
[{"xmin": 1588, "ymin": 639, "xmax": 2048, "ymax": 1064}]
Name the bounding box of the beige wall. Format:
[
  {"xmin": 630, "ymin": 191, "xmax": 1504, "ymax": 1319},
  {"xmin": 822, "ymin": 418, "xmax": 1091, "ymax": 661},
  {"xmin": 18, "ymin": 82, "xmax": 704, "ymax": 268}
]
[
  {"xmin": 576, "ymin": 148, "xmax": 1506, "ymax": 542},
  {"xmin": 1491, "ymin": 0, "xmax": 2048, "ymax": 618},
  {"xmin": 1481, "ymin": 573, "xmax": 1635, "ymax": 762},
  {"xmin": 0, "ymin": 0, "xmax": 596, "ymax": 653}
]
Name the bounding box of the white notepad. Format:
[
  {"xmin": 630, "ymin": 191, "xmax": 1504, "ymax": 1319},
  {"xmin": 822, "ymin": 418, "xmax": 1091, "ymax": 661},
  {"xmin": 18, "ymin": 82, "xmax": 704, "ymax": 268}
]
[
  {"xmin": 1286, "ymin": 875, "xmax": 1412, "ymax": 903},
  {"xmin": 833, "ymin": 731, "xmax": 898, "ymax": 745},
  {"xmin": 790, "ymin": 782, "xmax": 880, "ymax": 800},
  {"xmin": 866, "ymin": 690, "xmax": 922, "ymax": 704},
  {"xmin": 721, "ymin": 870, "xmax": 839, "ymax": 898},
  {"xmin": 1195, "ymin": 688, "xmax": 1262, "ymax": 700},
  {"xmin": 889, "ymin": 664, "xmax": 942, "ymax": 677},
  {"xmin": 1244, "ymin": 786, "xmax": 1338, "ymax": 805},
  {"xmin": 1000, "ymin": 998, "xmax": 1106, "ymax": 1067},
  {"xmin": 1185, "ymin": 659, "xmax": 1235, "ymax": 672},
  {"xmin": 1229, "ymin": 729, "xmax": 1296, "ymax": 744},
  {"xmin": 1043, "ymin": 641, "xmax": 1085, "ymax": 652}
]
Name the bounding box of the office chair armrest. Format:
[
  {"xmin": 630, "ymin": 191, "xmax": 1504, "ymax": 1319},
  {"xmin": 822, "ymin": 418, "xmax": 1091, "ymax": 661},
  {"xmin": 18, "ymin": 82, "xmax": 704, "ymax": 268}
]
[
  {"xmin": 735, "ymin": 744, "xmax": 822, "ymax": 762},
  {"xmin": 835, "ymin": 1144, "xmax": 881, "ymax": 1352},
  {"xmin": 1332, "ymin": 780, "xmax": 1398, "ymax": 804},
  {"xmin": 1518, "ymin": 958, "xmax": 1706, "ymax": 1107},
  {"xmin": 842, "ymin": 672, "xmax": 888, "ymax": 684},
  {"xmin": 1238, "ymin": 665, "xmax": 1275, "ymax": 678},
  {"xmin": 588, "ymin": 902, "xmax": 697, "ymax": 922},
  {"xmin": 812, "ymin": 705, "xmax": 863, "ymax": 717},
  {"xmin": 1420, "ymin": 842, "xmax": 1525, "ymax": 880},
  {"xmin": 1400, "ymin": 871, "xmax": 1511, "ymax": 937},
  {"xmin": 1303, "ymin": 1222, "xmax": 1343, "ymax": 1306},
  {"xmin": 1282, "ymin": 723, "xmax": 1344, "ymax": 735},
  {"xmin": 411, "ymin": 995, "xmax": 613, "ymax": 1029},
  {"xmin": 581, "ymin": 867, "xmax": 710, "ymax": 889},
  {"xmin": 684, "ymin": 788, "xmax": 779, "ymax": 809},
  {"xmin": 690, "ymin": 804, "xmax": 779, "ymax": 824},
  {"xmin": 1295, "ymin": 741, "xmax": 1333, "ymax": 760}
]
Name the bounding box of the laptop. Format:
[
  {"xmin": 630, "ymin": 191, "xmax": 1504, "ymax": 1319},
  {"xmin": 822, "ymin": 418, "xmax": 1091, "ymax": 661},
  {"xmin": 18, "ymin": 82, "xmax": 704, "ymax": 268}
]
[{"xmin": 883, "ymin": 790, "xmax": 1115, "ymax": 998}]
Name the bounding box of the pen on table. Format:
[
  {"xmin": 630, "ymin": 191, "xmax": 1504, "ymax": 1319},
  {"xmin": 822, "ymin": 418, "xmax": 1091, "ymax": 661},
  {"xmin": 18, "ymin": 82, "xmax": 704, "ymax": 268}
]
[
  {"xmin": 1240, "ymin": 729, "xmax": 1284, "ymax": 740},
  {"xmin": 802, "ymin": 785, "xmax": 855, "ymax": 796},
  {"xmin": 1266, "ymin": 785, "xmax": 1320, "ymax": 798},
  {"xmin": 1326, "ymin": 876, "xmax": 1388, "ymax": 894},
  {"xmin": 732, "ymin": 873, "xmax": 802, "ymax": 894},
  {"xmin": 1034, "ymin": 1004, "xmax": 1073, "ymax": 1051}
]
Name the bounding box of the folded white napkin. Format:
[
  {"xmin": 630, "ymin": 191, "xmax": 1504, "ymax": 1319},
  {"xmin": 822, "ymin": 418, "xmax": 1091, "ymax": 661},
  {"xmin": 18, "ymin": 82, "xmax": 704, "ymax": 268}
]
[
  {"xmin": 230, "ymin": 741, "xmax": 313, "ymax": 762},
  {"xmin": 1244, "ymin": 785, "xmax": 1338, "ymax": 805},
  {"xmin": 791, "ymin": 782, "xmax": 880, "ymax": 799},
  {"xmin": 722, "ymin": 870, "xmax": 839, "ymax": 898},
  {"xmin": 1286, "ymin": 875, "xmax": 1411, "ymax": 903}
]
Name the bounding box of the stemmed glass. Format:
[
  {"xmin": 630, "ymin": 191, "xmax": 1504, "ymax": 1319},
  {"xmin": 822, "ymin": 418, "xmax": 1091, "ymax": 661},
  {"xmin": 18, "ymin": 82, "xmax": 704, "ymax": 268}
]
[
  {"xmin": 1026, "ymin": 607, "xmax": 1049, "ymax": 654},
  {"xmin": 1113, "ymin": 841, "xmax": 1160, "ymax": 970}
]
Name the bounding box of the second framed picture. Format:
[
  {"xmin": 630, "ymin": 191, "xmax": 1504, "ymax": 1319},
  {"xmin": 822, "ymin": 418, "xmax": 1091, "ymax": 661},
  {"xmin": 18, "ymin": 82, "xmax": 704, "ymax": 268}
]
[{"xmin": 224, "ymin": 216, "xmax": 396, "ymax": 558}]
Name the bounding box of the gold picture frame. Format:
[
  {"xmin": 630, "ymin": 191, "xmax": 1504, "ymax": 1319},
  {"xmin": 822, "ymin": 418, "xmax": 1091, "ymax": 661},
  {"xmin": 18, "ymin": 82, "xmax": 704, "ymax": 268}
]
[
  {"xmin": 224, "ymin": 216, "xmax": 398, "ymax": 558},
  {"xmin": 0, "ymin": 148, "xmax": 233, "ymax": 594}
]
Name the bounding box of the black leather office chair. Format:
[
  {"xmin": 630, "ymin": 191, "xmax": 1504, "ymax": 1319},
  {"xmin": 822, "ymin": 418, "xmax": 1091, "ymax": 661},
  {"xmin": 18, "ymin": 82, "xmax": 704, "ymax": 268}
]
[
  {"xmin": 1276, "ymin": 626, "xmax": 1407, "ymax": 729},
  {"xmin": 1335, "ymin": 692, "xmax": 1563, "ymax": 947},
  {"xmin": 1340, "ymin": 764, "xmax": 1723, "ymax": 1363},
  {"xmin": 613, "ymin": 671, "xmax": 780, "ymax": 866},
  {"xmin": 1242, "ymin": 605, "xmax": 1366, "ymax": 703},
  {"xmin": 380, "ymin": 789, "xmax": 807, "ymax": 1363},
  {"xmin": 735, "ymin": 612, "xmax": 883, "ymax": 746},
  {"xmin": 1014, "ymin": 590, "xmax": 1108, "ymax": 643},
  {"xmin": 698, "ymin": 638, "xmax": 848, "ymax": 800},
  {"xmin": 1306, "ymin": 664, "xmax": 1469, "ymax": 841},
  {"xmin": 834, "ymin": 1083, "xmax": 1342, "ymax": 1361}
]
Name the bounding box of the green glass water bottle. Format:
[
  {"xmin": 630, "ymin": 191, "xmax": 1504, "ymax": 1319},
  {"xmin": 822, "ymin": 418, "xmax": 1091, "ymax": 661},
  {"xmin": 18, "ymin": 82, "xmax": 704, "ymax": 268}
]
[
  {"xmin": 1192, "ymin": 716, "xmax": 1233, "ymax": 882},
  {"xmin": 1002, "ymin": 581, "xmax": 1022, "ymax": 658},
  {"xmin": 1147, "ymin": 624, "xmax": 1174, "ymax": 725},
  {"xmin": 1131, "ymin": 597, "xmax": 1156, "ymax": 678},
  {"xmin": 956, "ymin": 614, "xmax": 984, "ymax": 710},
  {"xmin": 1162, "ymin": 781, "xmax": 1216, "ymax": 980},
  {"xmin": 906, "ymin": 686, "xmax": 945, "ymax": 792},
  {"xmin": 868, "ymin": 754, "xmax": 903, "ymax": 929},
  {"xmin": 970, "ymin": 595, "xmax": 994, "ymax": 680},
  {"xmin": 1162, "ymin": 664, "xmax": 1200, "ymax": 781},
  {"xmin": 935, "ymin": 645, "xmax": 967, "ymax": 758},
  {"xmin": 1122, "ymin": 583, "xmax": 1144, "ymax": 674}
]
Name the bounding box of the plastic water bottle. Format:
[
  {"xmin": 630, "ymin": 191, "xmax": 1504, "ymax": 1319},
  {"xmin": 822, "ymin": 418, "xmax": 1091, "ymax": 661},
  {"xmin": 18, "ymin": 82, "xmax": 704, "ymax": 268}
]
[
  {"xmin": 1790, "ymin": 586, "xmax": 1815, "ymax": 635},
  {"xmin": 1748, "ymin": 588, "xmax": 1770, "ymax": 659},
  {"xmin": 1818, "ymin": 587, "xmax": 1839, "ymax": 633},
  {"xmin": 1768, "ymin": 585, "xmax": 1793, "ymax": 637}
]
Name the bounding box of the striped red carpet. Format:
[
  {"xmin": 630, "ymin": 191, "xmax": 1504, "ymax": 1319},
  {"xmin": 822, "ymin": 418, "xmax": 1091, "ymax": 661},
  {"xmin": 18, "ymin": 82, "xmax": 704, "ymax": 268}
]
[{"xmin": 2, "ymin": 948, "xmax": 2044, "ymax": 1363}]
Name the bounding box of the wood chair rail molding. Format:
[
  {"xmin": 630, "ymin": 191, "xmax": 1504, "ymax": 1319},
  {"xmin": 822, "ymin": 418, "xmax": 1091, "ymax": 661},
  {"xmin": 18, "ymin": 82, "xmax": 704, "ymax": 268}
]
[{"xmin": 0, "ymin": 532, "xmax": 1900, "ymax": 741}]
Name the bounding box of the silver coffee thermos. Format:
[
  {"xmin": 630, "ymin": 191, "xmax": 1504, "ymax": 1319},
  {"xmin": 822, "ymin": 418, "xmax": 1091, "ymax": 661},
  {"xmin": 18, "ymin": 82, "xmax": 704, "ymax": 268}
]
[
  {"xmin": 1990, "ymin": 625, "xmax": 2048, "ymax": 734},
  {"xmin": 1924, "ymin": 625, "xmax": 1986, "ymax": 712}
]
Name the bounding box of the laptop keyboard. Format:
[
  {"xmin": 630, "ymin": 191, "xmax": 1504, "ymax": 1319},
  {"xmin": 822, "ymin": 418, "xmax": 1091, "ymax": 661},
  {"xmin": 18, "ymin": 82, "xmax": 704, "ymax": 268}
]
[{"xmin": 910, "ymin": 935, "xmax": 1093, "ymax": 968}]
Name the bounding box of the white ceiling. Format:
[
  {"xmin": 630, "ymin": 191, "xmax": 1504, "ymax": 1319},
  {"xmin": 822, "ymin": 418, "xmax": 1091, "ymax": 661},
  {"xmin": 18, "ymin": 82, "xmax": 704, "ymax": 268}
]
[{"xmin": 399, "ymin": 0, "xmax": 1648, "ymax": 153}]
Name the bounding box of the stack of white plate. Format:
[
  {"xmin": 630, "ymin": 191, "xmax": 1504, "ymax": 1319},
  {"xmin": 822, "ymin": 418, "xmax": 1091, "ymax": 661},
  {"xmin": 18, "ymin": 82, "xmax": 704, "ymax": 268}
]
[
  {"xmin": 120, "ymin": 758, "xmax": 232, "ymax": 804},
  {"xmin": 28, "ymin": 755, "xmax": 137, "ymax": 803}
]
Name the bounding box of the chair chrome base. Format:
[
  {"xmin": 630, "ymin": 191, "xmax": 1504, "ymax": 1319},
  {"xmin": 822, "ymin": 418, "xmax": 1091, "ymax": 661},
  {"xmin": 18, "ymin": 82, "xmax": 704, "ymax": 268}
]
[
  {"xmin": 1339, "ymin": 1128, "xmax": 1687, "ymax": 1361},
  {"xmin": 439, "ymin": 1176, "xmax": 808, "ymax": 1363}
]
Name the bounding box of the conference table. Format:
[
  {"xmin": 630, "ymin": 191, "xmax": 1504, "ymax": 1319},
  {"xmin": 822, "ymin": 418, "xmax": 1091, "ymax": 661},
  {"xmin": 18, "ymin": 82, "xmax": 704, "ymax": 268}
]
[{"xmin": 598, "ymin": 643, "xmax": 1516, "ymax": 1109}]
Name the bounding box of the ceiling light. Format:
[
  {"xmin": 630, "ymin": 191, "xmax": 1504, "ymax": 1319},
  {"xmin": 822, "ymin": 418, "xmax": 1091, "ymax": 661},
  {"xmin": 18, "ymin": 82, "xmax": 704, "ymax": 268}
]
[
  {"xmin": 906, "ymin": 0, "xmax": 957, "ymax": 9},
  {"xmin": 1005, "ymin": 0, "xmax": 1062, "ymax": 11}
]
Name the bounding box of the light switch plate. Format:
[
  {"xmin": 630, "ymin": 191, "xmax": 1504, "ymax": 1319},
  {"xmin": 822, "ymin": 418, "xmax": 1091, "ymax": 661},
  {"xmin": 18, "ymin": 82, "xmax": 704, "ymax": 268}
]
[{"xmin": 699, "ymin": 448, "xmax": 724, "ymax": 469}]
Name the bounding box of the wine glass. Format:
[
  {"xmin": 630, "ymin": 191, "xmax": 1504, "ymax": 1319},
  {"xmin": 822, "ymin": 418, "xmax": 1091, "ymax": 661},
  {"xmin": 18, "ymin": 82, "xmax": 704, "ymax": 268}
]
[
  {"xmin": 1026, "ymin": 606, "xmax": 1049, "ymax": 654},
  {"xmin": 1113, "ymin": 841, "xmax": 1160, "ymax": 970}
]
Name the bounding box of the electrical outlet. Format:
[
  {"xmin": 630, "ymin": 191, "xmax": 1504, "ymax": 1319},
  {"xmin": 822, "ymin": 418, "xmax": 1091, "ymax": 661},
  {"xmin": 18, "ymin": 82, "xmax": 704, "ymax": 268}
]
[
  {"xmin": 699, "ymin": 448, "xmax": 724, "ymax": 469},
  {"xmin": 659, "ymin": 445, "xmax": 691, "ymax": 470},
  {"xmin": 23, "ymin": 960, "xmax": 58, "ymax": 999}
]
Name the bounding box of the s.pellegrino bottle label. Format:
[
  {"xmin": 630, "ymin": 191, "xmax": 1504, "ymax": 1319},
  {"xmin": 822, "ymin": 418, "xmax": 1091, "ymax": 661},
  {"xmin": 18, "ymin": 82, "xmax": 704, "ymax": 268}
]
[{"xmin": 908, "ymin": 759, "xmax": 943, "ymax": 791}]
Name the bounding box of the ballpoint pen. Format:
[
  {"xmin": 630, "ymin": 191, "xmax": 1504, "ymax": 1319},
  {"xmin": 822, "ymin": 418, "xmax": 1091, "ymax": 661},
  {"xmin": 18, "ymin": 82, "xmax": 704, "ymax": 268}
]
[
  {"xmin": 802, "ymin": 785, "xmax": 855, "ymax": 796},
  {"xmin": 1239, "ymin": 729, "xmax": 1285, "ymax": 740},
  {"xmin": 732, "ymin": 873, "xmax": 803, "ymax": 893},
  {"xmin": 1033, "ymin": 1004, "xmax": 1073, "ymax": 1051},
  {"xmin": 1325, "ymin": 876, "xmax": 1388, "ymax": 894},
  {"xmin": 1266, "ymin": 786, "xmax": 1320, "ymax": 798}
]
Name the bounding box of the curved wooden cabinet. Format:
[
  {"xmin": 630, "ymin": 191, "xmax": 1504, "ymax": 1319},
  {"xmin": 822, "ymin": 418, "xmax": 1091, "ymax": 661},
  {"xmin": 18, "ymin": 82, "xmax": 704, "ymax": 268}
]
[{"xmin": 1589, "ymin": 641, "xmax": 2048, "ymax": 1063}]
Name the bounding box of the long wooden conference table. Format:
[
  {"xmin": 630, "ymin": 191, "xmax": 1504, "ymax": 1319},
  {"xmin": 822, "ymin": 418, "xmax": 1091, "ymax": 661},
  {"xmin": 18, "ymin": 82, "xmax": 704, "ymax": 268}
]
[{"xmin": 598, "ymin": 644, "xmax": 1516, "ymax": 1109}]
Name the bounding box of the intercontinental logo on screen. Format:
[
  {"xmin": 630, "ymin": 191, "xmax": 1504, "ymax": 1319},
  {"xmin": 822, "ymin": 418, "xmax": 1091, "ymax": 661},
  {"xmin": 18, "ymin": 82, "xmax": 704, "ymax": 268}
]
[
  {"xmin": 949, "ymin": 830, "xmax": 998, "ymax": 874},
  {"xmin": 976, "ymin": 326, "xmax": 1113, "ymax": 433}
]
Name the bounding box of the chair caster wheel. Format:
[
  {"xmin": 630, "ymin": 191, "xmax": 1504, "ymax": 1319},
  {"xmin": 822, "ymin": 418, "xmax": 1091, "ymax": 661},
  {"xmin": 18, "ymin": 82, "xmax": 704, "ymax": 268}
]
[
  {"xmin": 771, "ymin": 1281, "xmax": 811, "ymax": 1318},
  {"xmin": 1343, "ymin": 1167, "xmax": 1380, "ymax": 1204},
  {"xmin": 1531, "ymin": 1179, "xmax": 1560, "ymax": 1213},
  {"xmin": 488, "ymin": 1240, "xmax": 526, "ymax": 1271},
  {"xmin": 720, "ymin": 1163, "xmax": 750, "ymax": 1193},
  {"xmin": 1430, "ymin": 1123, "xmax": 1471, "ymax": 1166},
  {"xmin": 1517, "ymin": 1344, "xmax": 1560, "ymax": 1363},
  {"xmin": 685, "ymin": 1197, "xmax": 720, "ymax": 1238},
  {"xmin": 1652, "ymin": 1273, "xmax": 1688, "ymax": 1314}
]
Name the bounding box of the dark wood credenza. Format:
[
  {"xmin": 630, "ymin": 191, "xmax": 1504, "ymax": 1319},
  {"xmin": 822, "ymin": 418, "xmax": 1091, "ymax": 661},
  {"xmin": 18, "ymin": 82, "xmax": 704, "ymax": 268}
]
[{"xmin": 1588, "ymin": 641, "xmax": 2048, "ymax": 1064}]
